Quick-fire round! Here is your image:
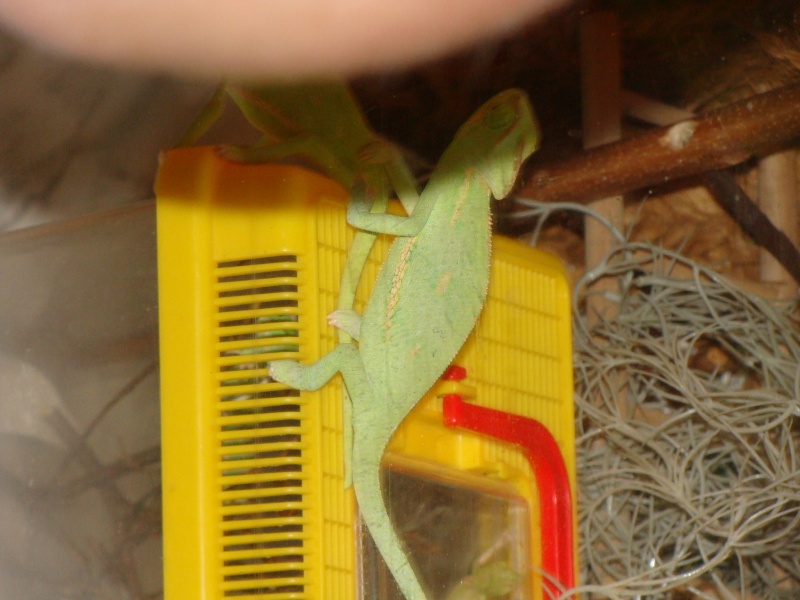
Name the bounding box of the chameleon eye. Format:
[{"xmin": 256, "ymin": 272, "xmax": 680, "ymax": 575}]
[{"xmin": 484, "ymin": 102, "xmax": 516, "ymax": 131}]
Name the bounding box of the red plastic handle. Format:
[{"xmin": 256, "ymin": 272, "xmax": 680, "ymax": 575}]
[{"xmin": 441, "ymin": 369, "xmax": 575, "ymax": 595}]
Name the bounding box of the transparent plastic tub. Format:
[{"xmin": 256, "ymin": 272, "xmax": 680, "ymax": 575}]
[{"xmin": 0, "ymin": 201, "xmax": 161, "ymax": 599}]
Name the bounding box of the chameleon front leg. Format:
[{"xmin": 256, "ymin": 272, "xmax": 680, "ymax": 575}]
[
  {"xmin": 219, "ymin": 135, "xmax": 356, "ymax": 187},
  {"xmin": 333, "ymin": 170, "xmax": 390, "ymax": 487},
  {"xmin": 268, "ymin": 343, "xmax": 374, "ymax": 489},
  {"xmin": 336, "ymin": 147, "xmax": 420, "ymax": 316},
  {"xmin": 335, "ymin": 169, "xmax": 389, "ymax": 316},
  {"xmin": 335, "ymin": 145, "xmax": 420, "ymax": 316},
  {"xmin": 346, "ymin": 173, "xmax": 444, "ymax": 237},
  {"xmin": 362, "ymin": 142, "xmax": 420, "ymax": 215},
  {"xmin": 335, "ymin": 161, "xmax": 418, "ymax": 486},
  {"xmin": 334, "ymin": 219, "xmax": 377, "ymax": 487},
  {"xmin": 327, "ymin": 309, "xmax": 362, "ymax": 341},
  {"xmin": 177, "ymin": 85, "xmax": 228, "ymax": 146}
]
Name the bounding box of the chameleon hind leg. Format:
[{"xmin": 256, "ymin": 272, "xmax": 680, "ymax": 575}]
[
  {"xmin": 269, "ymin": 344, "xmax": 370, "ymax": 399},
  {"xmin": 271, "ymin": 349, "xmax": 429, "ymax": 599},
  {"xmin": 270, "ymin": 344, "xmax": 372, "ymax": 488}
]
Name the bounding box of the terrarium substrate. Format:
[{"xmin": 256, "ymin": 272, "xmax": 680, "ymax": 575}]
[{"xmin": 518, "ymin": 199, "xmax": 800, "ymax": 599}]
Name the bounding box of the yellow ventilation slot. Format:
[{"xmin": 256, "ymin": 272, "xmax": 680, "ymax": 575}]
[{"xmin": 215, "ymin": 255, "xmax": 308, "ymax": 597}]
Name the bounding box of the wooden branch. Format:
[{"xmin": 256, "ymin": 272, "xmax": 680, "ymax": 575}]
[
  {"xmin": 703, "ymin": 171, "xmax": 800, "ymax": 285},
  {"xmin": 621, "ymin": 94, "xmax": 800, "ymax": 290},
  {"xmin": 511, "ymin": 85, "xmax": 800, "ymax": 290},
  {"xmin": 758, "ymin": 150, "xmax": 798, "ymax": 288},
  {"xmin": 517, "ymin": 81, "xmax": 800, "ymax": 205}
]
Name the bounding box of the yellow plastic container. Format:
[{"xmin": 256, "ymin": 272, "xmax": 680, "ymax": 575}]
[{"xmin": 156, "ymin": 147, "xmax": 576, "ymax": 599}]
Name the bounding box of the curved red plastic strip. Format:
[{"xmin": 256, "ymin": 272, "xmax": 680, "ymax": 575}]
[{"xmin": 442, "ymin": 393, "xmax": 575, "ymax": 595}]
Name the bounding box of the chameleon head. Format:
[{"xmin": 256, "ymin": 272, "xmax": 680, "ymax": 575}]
[{"xmin": 464, "ymin": 89, "xmax": 541, "ymax": 200}]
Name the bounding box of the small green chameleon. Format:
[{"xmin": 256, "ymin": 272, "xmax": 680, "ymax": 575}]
[
  {"xmin": 445, "ymin": 561, "xmax": 523, "ymax": 600},
  {"xmin": 269, "ymin": 89, "xmax": 540, "ymax": 599},
  {"xmin": 181, "ymin": 81, "xmax": 420, "ymax": 483},
  {"xmin": 181, "ymin": 81, "xmax": 420, "ymax": 311}
]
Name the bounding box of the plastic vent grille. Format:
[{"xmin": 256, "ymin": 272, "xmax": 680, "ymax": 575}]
[{"xmin": 214, "ymin": 255, "xmax": 312, "ymax": 598}]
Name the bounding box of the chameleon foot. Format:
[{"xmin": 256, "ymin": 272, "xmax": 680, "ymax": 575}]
[
  {"xmin": 268, "ymin": 360, "xmax": 305, "ymax": 386},
  {"xmin": 328, "ymin": 309, "xmax": 362, "ymax": 341}
]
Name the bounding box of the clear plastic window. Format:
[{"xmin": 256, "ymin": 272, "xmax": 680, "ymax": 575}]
[{"xmin": 359, "ymin": 467, "xmax": 530, "ymax": 599}]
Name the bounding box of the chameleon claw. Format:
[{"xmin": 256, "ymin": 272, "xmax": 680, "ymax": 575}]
[
  {"xmin": 215, "ymin": 143, "xmax": 251, "ymax": 163},
  {"xmin": 268, "ymin": 359, "xmax": 303, "ymax": 385},
  {"xmin": 328, "ymin": 309, "xmax": 362, "ymax": 341}
]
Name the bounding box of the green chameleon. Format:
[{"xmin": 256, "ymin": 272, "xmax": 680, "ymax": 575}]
[
  {"xmin": 270, "ymin": 89, "xmax": 540, "ymax": 599},
  {"xmin": 182, "ymin": 81, "xmax": 420, "ymax": 484},
  {"xmin": 182, "ymin": 80, "xmax": 420, "ymax": 316},
  {"xmin": 446, "ymin": 561, "xmax": 523, "ymax": 600}
]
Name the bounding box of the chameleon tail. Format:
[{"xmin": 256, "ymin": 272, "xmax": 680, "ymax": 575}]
[{"xmin": 352, "ymin": 439, "xmax": 428, "ymax": 600}]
